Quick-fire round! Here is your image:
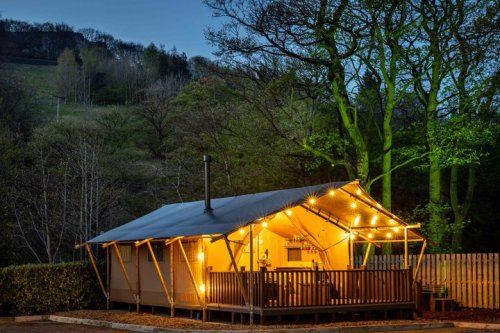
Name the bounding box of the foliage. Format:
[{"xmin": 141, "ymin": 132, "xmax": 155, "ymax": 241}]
[{"xmin": 0, "ymin": 262, "xmax": 105, "ymax": 316}]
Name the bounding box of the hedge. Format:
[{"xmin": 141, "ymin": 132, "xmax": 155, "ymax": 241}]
[{"xmin": 0, "ymin": 261, "xmax": 105, "ymax": 316}]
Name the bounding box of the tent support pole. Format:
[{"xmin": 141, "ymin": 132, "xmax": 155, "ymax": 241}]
[
  {"xmin": 113, "ymin": 243, "xmax": 136, "ymax": 302},
  {"xmin": 106, "ymin": 246, "xmax": 110, "ymax": 309},
  {"xmin": 177, "ymin": 239, "xmax": 203, "ymax": 308},
  {"xmin": 85, "ymin": 243, "xmax": 108, "ymax": 300},
  {"xmin": 349, "ymin": 232, "xmax": 354, "ymax": 269},
  {"xmin": 223, "ymin": 235, "xmax": 250, "ymax": 306},
  {"xmin": 413, "ymin": 240, "xmax": 427, "ymax": 285},
  {"xmin": 249, "ymin": 224, "xmax": 254, "ymax": 325},
  {"xmin": 170, "ymin": 242, "xmax": 175, "ymax": 318},
  {"xmin": 135, "ymin": 245, "xmax": 140, "ymax": 312},
  {"xmin": 146, "ymin": 240, "xmax": 173, "ymax": 306},
  {"xmin": 404, "ymin": 227, "xmax": 409, "ymax": 269},
  {"xmin": 363, "ymin": 243, "xmax": 372, "ymax": 267}
]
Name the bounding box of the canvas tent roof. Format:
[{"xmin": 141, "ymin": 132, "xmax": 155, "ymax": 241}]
[{"xmin": 88, "ymin": 180, "xmax": 424, "ymax": 244}]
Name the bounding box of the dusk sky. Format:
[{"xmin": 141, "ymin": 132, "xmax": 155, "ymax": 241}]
[{"xmin": 0, "ymin": 0, "xmax": 222, "ymax": 58}]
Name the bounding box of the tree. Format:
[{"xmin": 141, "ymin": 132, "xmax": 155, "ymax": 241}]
[
  {"xmin": 137, "ymin": 75, "xmax": 186, "ymax": 159},
  {"xmin": 205, "ymin": 0, "xmax": 371, "ymax": 181},
  {"xmin": 55, "ymin": 48, "xmax": 80, "ymax": 102}
]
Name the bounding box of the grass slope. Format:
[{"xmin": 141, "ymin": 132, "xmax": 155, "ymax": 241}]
[{"xmin": 3, "ymin": 62, "xmax": 135, "ymax": 123}]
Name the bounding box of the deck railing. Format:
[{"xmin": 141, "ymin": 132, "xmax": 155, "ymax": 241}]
[{"xmin": 208, "ymin": 268, "xmax": 412, "ymax": 308}]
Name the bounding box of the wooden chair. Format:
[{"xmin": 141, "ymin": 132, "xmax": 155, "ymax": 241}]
[{"xmin": 429, "ymin": 285, "xmax": 455, "ymax": 312}]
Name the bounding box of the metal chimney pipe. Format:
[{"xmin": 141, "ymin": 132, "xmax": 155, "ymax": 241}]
[{"xmin": 203, "ymin": 155, "xmax": 213, "ymax": 213}]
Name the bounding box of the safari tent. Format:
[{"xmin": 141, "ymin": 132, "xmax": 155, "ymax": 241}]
[{"xmin": 83, "ymin": 169, "xmax": 426, "ymax": 323}]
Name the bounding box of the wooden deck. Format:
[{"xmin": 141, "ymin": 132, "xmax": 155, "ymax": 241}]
[{"xmin": 208, "ymin": 268, "xmax": 413, "ymax": 317}]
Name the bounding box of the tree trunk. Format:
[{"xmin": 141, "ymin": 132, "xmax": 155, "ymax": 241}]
[{"xmin": 450, "ymin": 165, "xmax": 476, "ymax": 251}]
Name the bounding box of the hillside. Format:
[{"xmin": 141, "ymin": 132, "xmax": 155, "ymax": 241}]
[{"xmin": 3, "ymin": 62, "xmax": 134, "ymax": 123}]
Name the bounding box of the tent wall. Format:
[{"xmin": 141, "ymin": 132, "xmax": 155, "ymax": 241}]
[
  {"xmin": 139, "ymin": 243, "xmax": 171, "ymax": 307},
  {"xmin": 173, "ymin": 239, "xmax": 203, "ymax": 306},
  {"xmin": 110, "ymin": 244, "xmax": 137, "ymax": 303}
]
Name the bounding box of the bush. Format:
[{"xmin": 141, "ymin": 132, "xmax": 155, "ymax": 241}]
[{"xmin": 0, "ymin": 262, "xmax": 105, "ymax": 316}]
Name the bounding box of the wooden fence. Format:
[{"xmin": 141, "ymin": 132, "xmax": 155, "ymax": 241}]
[
  {"xmin": 209, "ymin": 268, "xmax": 412, "ymax": 308},
  {"xmin": 354, "ymin": 253, "xmax": 500, "ymax": 309}
]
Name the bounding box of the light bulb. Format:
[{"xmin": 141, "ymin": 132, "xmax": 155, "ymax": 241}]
[
  {"xmin": 393, "ymin": 227, "xmax": 399, "ymax": 233},
  {"xmin": 356, "ymin": 188, "xmax": 362, "ymax": 195},
  {"xmin": 199, "ymin": 283, "xmax": 206, "ymax": 293},
  {"xmin": 386, "ymin": 232, "xmax": 392, "ymax": 239},
  {"xmin": 239, "ymin": 228, "xmax": 245, "ymax": 235},
  {"xmin": 197, "ymin": 252, "xmax": 205, "ymax": 262},
  {"xmin": 389, "ymin": 219, "xmax": 395, "ymax": 225},
  {"xmin": 350, "ymin": 233, "xmax": 356, "ymax": 240},
  {"xmin": 351, "ymin": 201, "xmax": 357, "ymax": 209},
  {"xmin": 368, "ymin": 233, "xmax": 373, "ymax": 239},
  {"xmin": 371, "ymin": 215, "xmax": 378, "ymax": 225},
  {"xmin": 286, "ymin": 209, "xmax": 293, "ymax": 216},
  {"xmin": 329, "ymin": 190, "xmax": 335, "ymax": 196},
  {"xmin": 353, "ymin": 215, "xmax": 361, "ymax": 226},
  {"xmin": 262, "ymin": 221, "xmax": 268, "ymax": 228},
  {"xmin": 308, "ymin": 197, "xmax": 316, "ymax": 205}
]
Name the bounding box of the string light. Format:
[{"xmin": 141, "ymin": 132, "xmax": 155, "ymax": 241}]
[
  {"xmin": 286, "ymin": 209, "xmax": 293, "ymax": 216},
  {"xmin": 353, "ymin": 215, "xmax": 361, "ymax": 226},
  {"xmin": 239, "ymin": 228, "xmax": 245, "ymax": 235},
  {"xmin": 262, "ymin": 221, "xmax": 268, "ymax": 228},
  {"xmin": 329, "ymin": 189, "xmax": 335, "ymax": 196},
  {"xmin": 371, "ymin": 214, "xmax": 378, "ymax": 226},
  {"xmin": 308, "ymin": 197, "xmax": 317, "ymax": 205},
  {"xmin": 197, "ymin": 252, "xmax": 205, "ymax": 262}
]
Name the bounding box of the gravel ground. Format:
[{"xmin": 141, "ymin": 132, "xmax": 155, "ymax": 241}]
[
  {"xmin": 55, "ymin": 310, "xmax": 440, "ymax": 331},
  {"xmin": 51, "ymin": 309, "xmax": 500, "ymax": 331},
  {"xmin": 423, "ymin": 309, "xmax": 500, "ymax": 323}
]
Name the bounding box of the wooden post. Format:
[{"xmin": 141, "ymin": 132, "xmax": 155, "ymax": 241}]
[
  {"xmin": 170, "ymin": 242, "xmax": 175, "ymax": 317},
  {"xmin": 146, "ymin": 241, "xmax": 173, "ymax": 306},
  {"xmin": 413, "ymin": 241, "xmax": 427, "ymax": 285},
  {"xmin": 404, "ymin": 227, "xmax": 409, "ymax": 269},
  {"xmin": 112, "ymin": 243, "xmax": 136, "ymax": 302},
  {"xmin": 223, "ymin": 235, "xmax": 250, "ymax": 306},
  {"xmin": 349, "ymin": 232, "xmax": 354, "ymax": 268},
  {"xmin": 106, "ymin": 246, "xmax": 110, "ymax": 310},
  {"xmin": 249, "ymin": 224, "xmax": 254, "ymax": 325},
  {"xmin": 85, "ymin": 243, "xmax": 108, "ymax": 300},
  {"xmin": 177, "ymin": 239, "xmax": 203, "ymax": 307},
  {"xmin": 363, "ymin": 243, "xmax": 372, "ymax": 267},
  {"xmin": 136, "ymin": 245, "xmax": 140, "ymax": 312}
]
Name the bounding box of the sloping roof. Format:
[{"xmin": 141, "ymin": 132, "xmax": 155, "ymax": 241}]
[{"xmin": 88, "ymin": 181, "xmax": 349, "ymax": 243}]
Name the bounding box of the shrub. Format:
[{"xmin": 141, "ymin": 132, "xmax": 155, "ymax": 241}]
[{"xmin": 0, "ymin": 261, "xmax": 105, "ymax": 316}]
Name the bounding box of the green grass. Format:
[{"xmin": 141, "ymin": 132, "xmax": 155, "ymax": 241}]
[
  {"xmin": 4, "ymin": 63, "xmax": 57, "ymax": 100},
  {"xmin": 3, "ymin": 62, "xmax": 136, "ymax": 124}
]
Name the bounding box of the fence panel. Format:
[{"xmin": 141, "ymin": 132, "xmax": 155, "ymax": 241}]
[{"xmin": 355, "ymin": 253, "xmax": 500, "ymax": 309}]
